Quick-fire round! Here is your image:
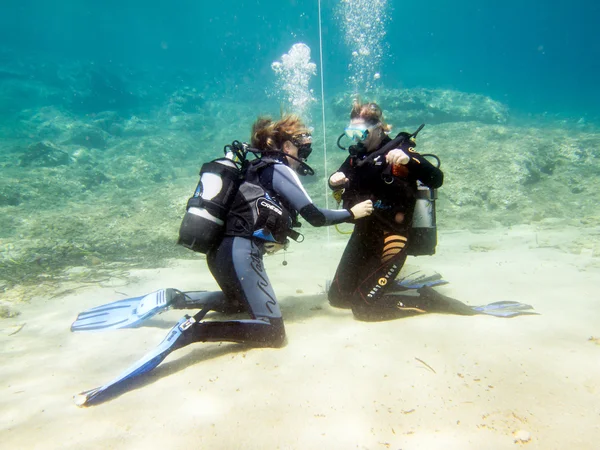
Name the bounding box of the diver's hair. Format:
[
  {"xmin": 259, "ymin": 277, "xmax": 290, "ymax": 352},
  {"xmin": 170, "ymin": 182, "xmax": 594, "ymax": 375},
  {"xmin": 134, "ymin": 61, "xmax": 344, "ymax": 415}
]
[
  {"xmin": 350, "ymin": 99, "xmax": 392, "ymax": 132},
  {"xmin": 251, "ymin": 115, "xmax": 310, "ymax": 152}
]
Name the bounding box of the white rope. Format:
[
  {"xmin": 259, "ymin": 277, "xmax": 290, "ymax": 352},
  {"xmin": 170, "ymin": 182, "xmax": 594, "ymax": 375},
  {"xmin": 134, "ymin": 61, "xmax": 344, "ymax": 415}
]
[{"xmin": 317, "ymin": 0, "xmax": 330, "ymax": 244}]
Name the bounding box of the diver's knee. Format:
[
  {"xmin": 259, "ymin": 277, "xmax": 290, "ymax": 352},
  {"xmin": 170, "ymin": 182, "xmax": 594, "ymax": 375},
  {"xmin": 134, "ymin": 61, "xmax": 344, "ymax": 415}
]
[
  {"xmin": 351, "ymin": 303, "xmax": 379, "ymax": 322},
  {"xmin": 263, "ymin": 316, "xmax": 287, "ymax": 348},
  {"xmin": 329, "ymin": 296, "xmax": 352, "ymax": 309},
  {"xmin": 328, "ymin": 288, "xmax": 352, "ymax": 309}
]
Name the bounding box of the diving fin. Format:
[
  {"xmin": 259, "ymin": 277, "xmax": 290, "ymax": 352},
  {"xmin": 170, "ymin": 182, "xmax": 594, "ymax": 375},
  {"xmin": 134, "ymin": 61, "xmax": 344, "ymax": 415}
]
[
  {"xmin": 471, "ymin": 301, "xmax": 538, "ymax": 317},
  {"xmin": 71, "ymin": 289, "xmax": 227, "ymax": 332},
  {"xmin": 393, "ymin": 270, "xmax": 449, "ymax": 291},
  {"xmin": 325, "ymin": 270, "xmax": 448, "ymax": 296},
  {"xmin": 71, "ymin": 289, "xmax": 175, "ymax": 332},
  {"xmin": 392, "ymin": 287, "xmax": 537, "ymax": 317},
  {"xmin": 75, "ymin": 308, "xmax": 210, "ymax": 407}
]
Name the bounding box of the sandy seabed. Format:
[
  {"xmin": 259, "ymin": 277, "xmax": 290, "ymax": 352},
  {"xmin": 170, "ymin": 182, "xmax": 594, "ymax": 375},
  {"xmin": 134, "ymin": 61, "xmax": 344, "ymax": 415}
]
[{"xmin": 1, "ymin": 225, "xmax": 599, "ymax": 450}]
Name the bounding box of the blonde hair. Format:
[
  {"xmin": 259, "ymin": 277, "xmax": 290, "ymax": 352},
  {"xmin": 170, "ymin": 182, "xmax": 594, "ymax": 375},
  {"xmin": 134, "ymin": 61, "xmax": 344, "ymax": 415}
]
[
  {"xmin": 251, "ymin": 115, "xmax": 311, "ymax": 151},
  {"xmin": 350, "ymin": 99, "xmax": 392, "ymax": 132}
]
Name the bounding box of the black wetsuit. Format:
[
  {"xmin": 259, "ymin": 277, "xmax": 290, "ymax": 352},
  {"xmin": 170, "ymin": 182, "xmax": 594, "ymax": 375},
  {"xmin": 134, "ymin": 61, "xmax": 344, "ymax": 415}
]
[
  {"xmin": 328, "ymin": 135, "xmax": 444, "ymax": 321},
  {"xmin": 181, "ymin": 161, "xmax": 352, "ymax": 348}
]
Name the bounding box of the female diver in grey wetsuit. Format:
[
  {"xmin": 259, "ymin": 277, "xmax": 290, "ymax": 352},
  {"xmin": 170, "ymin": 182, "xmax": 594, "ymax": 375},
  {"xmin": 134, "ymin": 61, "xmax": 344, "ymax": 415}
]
[
  {"xmin": 72, "ymin": 116, "xmax": 373, "ymax": 406},
  {"xmin": 178, "ymin": 115, "xmax": 374, "ymax": 348}
]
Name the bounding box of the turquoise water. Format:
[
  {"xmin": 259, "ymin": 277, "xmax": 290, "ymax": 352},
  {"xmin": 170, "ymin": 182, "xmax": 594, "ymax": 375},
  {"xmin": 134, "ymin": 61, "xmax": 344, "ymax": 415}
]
[
  {"xmin": 1, "ymin": 0, "xmax": 598, "ymax": 115},
  {"xmin": 0, "ymin": 0, "xmax": 599, "ymax": 291},
  {"xmin": 1, "ymin": 3, "xmax": 600, "ymax": 447}
]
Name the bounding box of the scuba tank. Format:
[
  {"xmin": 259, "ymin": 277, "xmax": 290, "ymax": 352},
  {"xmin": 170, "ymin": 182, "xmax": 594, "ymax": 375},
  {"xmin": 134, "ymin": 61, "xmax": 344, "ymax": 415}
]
[
  {"xmin": 177, "ymin": 142, "xmax": 247, "ymax": 254},
  {"xmin": 178, "ymin": 140, "xmax": 314, "ymax": 254},
  {"xmin": 407, "ymin": 179, "xmax": 438, "ymax": 256}
]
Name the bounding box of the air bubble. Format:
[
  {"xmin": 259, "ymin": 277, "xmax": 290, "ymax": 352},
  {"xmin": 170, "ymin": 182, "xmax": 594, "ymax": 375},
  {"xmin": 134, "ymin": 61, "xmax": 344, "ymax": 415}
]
[{"xmin": 271, "ymin": 43, "xmax": 317, "ymax": 121}]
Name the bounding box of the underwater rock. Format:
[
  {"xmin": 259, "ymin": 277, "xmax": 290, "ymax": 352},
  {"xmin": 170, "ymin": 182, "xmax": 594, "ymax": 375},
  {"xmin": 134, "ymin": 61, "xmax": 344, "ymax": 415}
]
[
  {"xmin": 0, "ymin": 302, "xmax": 20, "ymax": 319},
  {"xmin": 90, "ymin": 111, "xmax": 121, "ymax": 133},
  {"xmin": 411, "ymin": 120, "xmax": 600, "ymax": 229},
  {"xmin": 0, "ymin": 183, "xmax": 23, "ymax": 206},
  {"xmin": 19, "ymin": 107, "xmax": 112, "ymax": 149},
  {"xmin": 166, "ymin": 87, "xmax": 205, "ymax": 116},
  {"xmin": 19, "ymin": 141, "xmax": 71, "ymax": 167},
  {"xmin": 158, "ymin": 88, "xmax": 212, "ymax": 132},
  {"xmin": 332, "ymin": 88, "xmax": 509, "ymax": 125},
  {"xmin": 78, "ymin": 166, "xmax": 110, "ymax": 189},
  {"xmin": 62, "ymin": 126, "xmax": 109, "ymax": 149},
  {"xmin": 66, "ymin": 66, "xmax": 140, "ymax": 114},
  {"xmin": 110, "ymin": 115, "xmax": 159, "ymax": 137},
  {"xmin": 0, "ymin": 69, "xmax": 63, "ymax": 121},
  {"xmin": 17, "ymin": 106, "xmax": 77, "ymax": 140}
]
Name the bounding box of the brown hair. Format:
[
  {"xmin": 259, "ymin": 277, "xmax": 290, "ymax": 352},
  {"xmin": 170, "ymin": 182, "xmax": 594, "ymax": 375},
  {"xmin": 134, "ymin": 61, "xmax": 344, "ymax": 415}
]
[
  {"xmin": 251, "ymin": 115, "xmax": 311, "ymax": 151},
  {"xmin": 350, "ymin": 99, "xmax": 392, "ymax": 132}
]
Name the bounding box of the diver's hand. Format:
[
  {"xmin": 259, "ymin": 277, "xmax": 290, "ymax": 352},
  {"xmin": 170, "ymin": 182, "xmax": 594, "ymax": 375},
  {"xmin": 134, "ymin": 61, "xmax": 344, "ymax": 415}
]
[
  {"xmin": 350, "ymin": 200, "xmax": 374, "ymax": 219},
  {"xmin": 386, "ymin": 149, "xmax": 410, "ymax": 165},
  {"xmin": 329, "ymin": 172, "xmax": 349, "ymax": 187},
  {"xmin": 264, "ymin": 242, "xmax": 285, "ymax": 254}
]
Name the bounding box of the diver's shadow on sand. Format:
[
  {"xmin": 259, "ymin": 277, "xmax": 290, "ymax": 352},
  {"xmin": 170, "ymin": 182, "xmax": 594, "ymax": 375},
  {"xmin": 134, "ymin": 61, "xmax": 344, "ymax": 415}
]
[
  {"xmin": 84, "ymin": 294, "xmax": 343, "ymax": 406},
  {"xmin": 280, "ymin": 293, "xmax": 351, "ymax": 322},
  {"xmin": 85, "ymin": 342, "xmax": 252, "ymax": 407}
]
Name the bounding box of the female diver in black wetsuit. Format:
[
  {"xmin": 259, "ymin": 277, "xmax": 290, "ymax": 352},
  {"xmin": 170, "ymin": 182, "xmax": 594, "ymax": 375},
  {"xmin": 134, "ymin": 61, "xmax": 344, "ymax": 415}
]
[
  {"xmin": 328, "ymin": 101, "xmax": 444, "ymax": 321},
  {"xmin": 183, "ymin": 115, "xmax": 374, "ymax": 347}
]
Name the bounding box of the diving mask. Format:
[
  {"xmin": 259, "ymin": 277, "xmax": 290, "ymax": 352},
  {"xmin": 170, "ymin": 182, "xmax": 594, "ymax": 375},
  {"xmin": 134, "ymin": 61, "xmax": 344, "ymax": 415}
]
[
  {"xmin": 292, "ymin": 133, "xmax": 313, "ymax": 161},
  {"xmin": 344, "ymin": 123, "xmax": 379, "ymax": 142}
]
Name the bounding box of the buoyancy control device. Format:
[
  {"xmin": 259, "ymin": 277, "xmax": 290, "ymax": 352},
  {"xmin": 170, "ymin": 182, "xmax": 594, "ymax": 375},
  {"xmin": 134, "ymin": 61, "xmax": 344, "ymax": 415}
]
[
  {"xmin": 178, "ymin": 140, "xmax": 314, "ymax": 254},
  {"xmin": 177, "ymin": 141, "xmax": 248, "ymax": 254}
]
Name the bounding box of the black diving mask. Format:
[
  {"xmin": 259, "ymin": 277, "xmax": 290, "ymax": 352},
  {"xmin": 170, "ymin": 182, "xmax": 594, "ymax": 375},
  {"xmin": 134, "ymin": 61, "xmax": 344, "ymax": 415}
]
[
  {"xmin": 292, "ymin": 134, "xmax": 313, "ymax": 174},
  {"xmin": 292, "ymin": 133, "xmax": 313, "ymax": 159},
  {"xmin": 296, "ymin": 143, "xmax": 312, "ymax": 161}
]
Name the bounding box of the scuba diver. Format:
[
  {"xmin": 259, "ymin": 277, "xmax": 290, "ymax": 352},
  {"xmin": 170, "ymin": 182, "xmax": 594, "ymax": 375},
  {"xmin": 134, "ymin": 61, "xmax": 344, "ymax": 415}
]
[
  {"xmin": 70, "ymin": 114, "xmax": 374, "ymax": 406},
  {"xmin": 327, "ymin": 100, "xmax": 537, "ymax": 321},
  {"xmin": 181, "ymin": 115, "xmax": 374, "ymax": 346},
  {"xmin": 328, "ymin": 100, "xmax": 446, "ymax": 321}
]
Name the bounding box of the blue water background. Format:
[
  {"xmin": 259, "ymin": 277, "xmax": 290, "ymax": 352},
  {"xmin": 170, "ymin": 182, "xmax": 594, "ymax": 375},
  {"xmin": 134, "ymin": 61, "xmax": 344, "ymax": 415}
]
[{"xmin": 1, "ymin": 0, "xmax": 598, "ymax": 118}]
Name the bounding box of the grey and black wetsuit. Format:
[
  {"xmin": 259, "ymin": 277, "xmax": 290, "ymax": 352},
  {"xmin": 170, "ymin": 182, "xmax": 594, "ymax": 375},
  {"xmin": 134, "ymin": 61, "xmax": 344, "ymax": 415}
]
[
  {"xmin": 327, "ymin": 135, "xmax": 444, "ymax": 321},
  {"xmin": 181, "ymin": 160, "xmax": 352, "ymax": 348}
]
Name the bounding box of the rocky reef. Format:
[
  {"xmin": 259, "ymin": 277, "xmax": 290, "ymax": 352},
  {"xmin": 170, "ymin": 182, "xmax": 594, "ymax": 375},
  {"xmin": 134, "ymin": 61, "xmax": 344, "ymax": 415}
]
[
  {"xmin": 331, "ymin": 88, "xmax": 510, "ymax": 125},
  {"xmin": 1, "ymin": 55, "xmax": 599, "ymax": 301}
]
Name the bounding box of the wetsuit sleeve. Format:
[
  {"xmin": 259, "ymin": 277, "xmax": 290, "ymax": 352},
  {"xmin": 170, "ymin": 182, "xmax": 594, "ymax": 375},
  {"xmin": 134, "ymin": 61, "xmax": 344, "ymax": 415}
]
[
  {"xmin": 405, "ymin": 152, "xmax": 444, "ymax": 188},
  {"xmin": 328, "ymin": 156, "xmax": 353, "ymax": 190},
  {"xmin": 271, "ymin": 164, "xmax": 352, "ymax": 226}
]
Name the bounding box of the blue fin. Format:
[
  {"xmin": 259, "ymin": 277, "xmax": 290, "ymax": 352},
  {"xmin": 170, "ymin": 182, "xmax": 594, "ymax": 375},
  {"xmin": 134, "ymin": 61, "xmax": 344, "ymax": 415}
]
[
  {"xmin": 71, "ymin": 290, "xmax": 227, "ymax": 332},
  {"xmin": 393, "ymin": 271, "xmax": 449, "ymax": 290},
  {"xmin": 471, "ymin": 301, "xmax": 538, "ymax": 318},
  {"xmin": 70, "ymin": 289, "xmax": 174, "ymax": 332},
  {"xmin": 74, "ymin": 313, "xmax": 202, "ymax": 407}
]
